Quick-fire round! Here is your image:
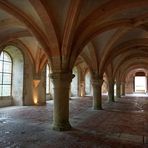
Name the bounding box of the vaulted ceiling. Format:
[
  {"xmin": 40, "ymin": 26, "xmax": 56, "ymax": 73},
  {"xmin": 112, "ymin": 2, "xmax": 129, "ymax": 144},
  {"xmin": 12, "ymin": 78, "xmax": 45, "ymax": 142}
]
[{"xmin": 0, "ymin": 0, "xmax": 148, "ymax": 80}]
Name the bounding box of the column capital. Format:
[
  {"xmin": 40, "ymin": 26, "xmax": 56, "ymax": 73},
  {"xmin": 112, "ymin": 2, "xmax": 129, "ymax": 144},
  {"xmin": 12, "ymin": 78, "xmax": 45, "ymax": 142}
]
[
  {"xmin": 116, "ymin": 81, "xmax": 121, "ymax": 85},
  {"xmin": 108, "ymin": 78, "xmax": 115, "ymax": 83},
  {"xmin": 92, "ymin": 78, "xmax": 103, "ymax": 86},
  {"xmin": 50, "ymin": 72, "xmax": 75, "ymax": 82},
  {"xmin": 33, "ymin": 71, "xmax": 41, "ymax": 79},
  {"xmin": 80, "ymin": 81, "xmax": 85, "ymax": 87}
]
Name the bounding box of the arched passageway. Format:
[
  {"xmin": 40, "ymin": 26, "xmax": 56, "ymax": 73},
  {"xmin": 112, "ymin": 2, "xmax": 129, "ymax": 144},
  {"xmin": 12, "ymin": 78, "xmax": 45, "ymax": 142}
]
[
  {"xmin": 134, "ymin": 72, "xmax": 147, "ymax": 93},
  {"xmin": 125, "ymin": 70, "xmax": 148, "ymax": 95}
]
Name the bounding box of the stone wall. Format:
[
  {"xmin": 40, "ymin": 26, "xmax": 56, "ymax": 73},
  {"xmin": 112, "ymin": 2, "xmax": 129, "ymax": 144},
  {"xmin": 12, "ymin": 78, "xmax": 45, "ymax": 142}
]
[
  {"xmin": 0, "ymin": 97, "xmax": 12, "ymax": 107},
  {"xmin": 125, "ymin": 76, "xmax": 134, "ymax": 94},
  {"xmin": 5, "ymin": 46, "xmax": 24, "ymax": 106},
  {"xmin": 37, "ymin": 68, "xmax": 46, "ymax": 105}
]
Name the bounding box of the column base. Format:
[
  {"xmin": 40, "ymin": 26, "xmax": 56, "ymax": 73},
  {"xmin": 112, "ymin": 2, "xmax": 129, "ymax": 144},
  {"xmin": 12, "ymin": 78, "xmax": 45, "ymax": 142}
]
[
  {"xmin": 93, "ymin": 105, "xmax": 102, "ymax": 110},
  {"xmin": 109, "ymin": 100, "xmax": 115, "ymax": 102},
  {"xmin": 52, "ymin": 121, "xmax": 72, "ymax": 131},
  {"xmin": 116, "ymin": 96, "xmax": 121, "ymax": 99},
  {"xmin": 109, "ymin": 96, "xmax": 115, "ymax": 102}
]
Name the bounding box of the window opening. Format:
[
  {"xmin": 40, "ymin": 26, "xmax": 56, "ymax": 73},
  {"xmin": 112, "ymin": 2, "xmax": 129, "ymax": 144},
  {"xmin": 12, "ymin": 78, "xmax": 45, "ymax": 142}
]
[{"xmin": 0, "ymin": 51, "xmax": 12, "ymax": 96}]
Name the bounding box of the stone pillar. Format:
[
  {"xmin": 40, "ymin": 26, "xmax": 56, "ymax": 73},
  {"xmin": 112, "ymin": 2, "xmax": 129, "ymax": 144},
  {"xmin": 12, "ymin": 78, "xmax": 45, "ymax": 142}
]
[
  {"xmin": 116, "ymin": 82, "xmax": 121, "ymax": 98},
  {"xmin": 79, "ymin": 81, "xmax": 85, "ymax": 97},
  {"xmin": 133, "ymin": 76, "xmax": 135, "ymax": 92},
  {"xmin": 121, "ymin": 82, "xmax": 125, "ymax": 96},
  {"xmin": 108, "ymin": 79, "xmax": 115, "ymax": 102},
  {"xmin": 50, "ymin": 72, "xmax": 74, "ymax": 131},
  {"xmin": 146, "ymin": 76, "xmax": 148, "ymax": 94},
  {"xmin": 92, "ymin": 78, "xmax": 103, "ymax": 110}
]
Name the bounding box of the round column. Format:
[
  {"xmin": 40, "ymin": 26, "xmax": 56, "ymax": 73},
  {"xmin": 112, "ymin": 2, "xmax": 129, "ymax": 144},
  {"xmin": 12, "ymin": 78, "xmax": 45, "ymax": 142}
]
[
  {"xmin": 108, "ymin": 79, "xmax": 115, "ymax": 102},
  {"xmin": 50, "ymin": 72, "xmax": 74, "ymax": 131},
  {"xmin": 92, "ymin": 79, "xmax": 103, "ymax": 110},
  {"xmin": 116, "ymin": 82, "xmax": 121, "ymax": 98},
  {"xmin": 79, "ymin": 81, "xmax": 85, "ymax": 97},
  {"xmin": 121, "ymin": 82, "xmax": 125, "ymax": 96}
]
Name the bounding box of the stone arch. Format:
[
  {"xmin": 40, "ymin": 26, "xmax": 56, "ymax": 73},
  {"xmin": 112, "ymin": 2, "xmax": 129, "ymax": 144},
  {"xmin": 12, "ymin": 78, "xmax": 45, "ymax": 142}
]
[{"xmin": 124, "ymin": 68, "xmax": 148, "ymax": 94}]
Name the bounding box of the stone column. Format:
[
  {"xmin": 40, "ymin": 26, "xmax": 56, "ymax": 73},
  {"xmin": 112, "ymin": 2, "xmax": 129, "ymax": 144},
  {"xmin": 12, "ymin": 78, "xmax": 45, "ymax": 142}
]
[
  {"xmin": 116, "ymin": 82, "xmax": 121, "ymax": 98},
  {"xmin": 79, "ymin": 81, "xmax": 85, "ymax": 97},
  {"xmin": 146, "ymin": 76, "xmax": 148, "ymax": 94},
  {"xmin": 108, "ymin": 79, "xmax": 115, "ymax": 102},
  {"xmin": 133, "ymin": 76, "xmax": 135, "ymax": 92},
  {"xmin": 92, "ymin": 78, "xmax": 103, "ymax": 110},
  {"xmin": 50, "ymin": 72, "xmax": 74, "ymax": 131},
  {"xmin": 121, "ymin": 82, "xmax": 125, "ymax": 96}
]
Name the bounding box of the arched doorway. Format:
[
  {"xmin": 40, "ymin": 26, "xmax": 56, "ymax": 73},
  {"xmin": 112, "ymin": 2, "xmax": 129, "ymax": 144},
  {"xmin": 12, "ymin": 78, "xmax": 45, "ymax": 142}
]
[{"xmin": 134, "ymin": 72, "xmax": 147, "ymax": 93}]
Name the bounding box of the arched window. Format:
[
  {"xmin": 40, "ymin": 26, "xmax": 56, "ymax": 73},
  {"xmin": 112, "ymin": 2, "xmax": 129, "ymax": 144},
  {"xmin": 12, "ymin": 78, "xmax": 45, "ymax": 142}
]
[{"xmin": 0, "ymin": 51, "xmax": 12, "ymax": 96}]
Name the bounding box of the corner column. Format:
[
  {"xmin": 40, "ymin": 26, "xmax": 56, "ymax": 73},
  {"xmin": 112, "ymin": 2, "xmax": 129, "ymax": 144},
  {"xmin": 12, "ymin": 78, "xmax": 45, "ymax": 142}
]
[
  {"xmin": 108, "ymin": 79, "xmax": 115, "ymax": 102},
  {"xmin": 50, "ymin": 72, "xmax": 74, "ymax": 131}
]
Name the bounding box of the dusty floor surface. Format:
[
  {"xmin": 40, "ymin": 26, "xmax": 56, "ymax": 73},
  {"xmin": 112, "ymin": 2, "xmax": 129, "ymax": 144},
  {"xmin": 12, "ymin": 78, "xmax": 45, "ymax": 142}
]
[{"xmin": 0, "ymin": 95, "xmax": 148, "ymax": 148}]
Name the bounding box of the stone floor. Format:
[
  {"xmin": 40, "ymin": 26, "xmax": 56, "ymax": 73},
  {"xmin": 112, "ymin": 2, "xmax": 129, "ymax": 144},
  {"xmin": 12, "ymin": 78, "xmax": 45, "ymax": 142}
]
[{"xmin": 0, "ymin": 95, "xmax": 148, "ymax": 148}]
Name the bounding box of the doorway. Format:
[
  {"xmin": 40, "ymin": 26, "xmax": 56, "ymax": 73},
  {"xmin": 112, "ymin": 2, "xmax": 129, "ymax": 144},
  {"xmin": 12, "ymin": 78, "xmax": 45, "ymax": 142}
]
[{"xmin": 135, "ymin": 76, "xmax": 147, "ymax": 93}]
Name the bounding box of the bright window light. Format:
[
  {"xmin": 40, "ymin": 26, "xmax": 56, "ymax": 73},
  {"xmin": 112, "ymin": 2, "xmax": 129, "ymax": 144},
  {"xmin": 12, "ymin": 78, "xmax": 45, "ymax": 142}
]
[
  {"xmin": 0, "ymin": 51, "xmax": 12, "ymax": 96},
  {"xmin": 135, "ymin": 76, "xmax": 147, "ymax": 93}
]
